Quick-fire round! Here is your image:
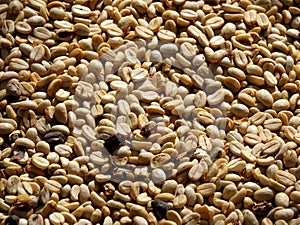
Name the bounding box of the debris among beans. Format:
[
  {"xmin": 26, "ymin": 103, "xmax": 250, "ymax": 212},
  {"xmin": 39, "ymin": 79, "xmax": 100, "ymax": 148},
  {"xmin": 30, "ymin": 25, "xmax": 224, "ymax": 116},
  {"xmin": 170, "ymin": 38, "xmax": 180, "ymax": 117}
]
[{"xmin": 151, "ymin": 199, "xmax": 171, "ymax": 220}]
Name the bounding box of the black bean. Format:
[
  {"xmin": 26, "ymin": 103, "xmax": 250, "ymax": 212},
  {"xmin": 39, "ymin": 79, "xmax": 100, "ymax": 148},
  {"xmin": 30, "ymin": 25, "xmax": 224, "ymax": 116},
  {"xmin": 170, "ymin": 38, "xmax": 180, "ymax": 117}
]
[
  {"xmin": 151, "ymin": 199, "xmax": 171, "ymax": 220},
  {"xmin": 104, "ymin": 133, "xmax": 125, "ymax": 152},
  {"xmin": 44, "ymin": 131, "xmax": 65, "ymax": 140},
  {"xmin": 5, "ymin": 215, "xmax": 19, "ymax": 225},
  {"xmin": 43, "ymin": 131, "xmax": 65, "ymax": 147},
  {"xmin": 291, "ymin": 206, "xmax": 299, "ymax": 218},
  {"xmin": 140, "ymin": 124, "xmax": 152, "ymax": 138}
]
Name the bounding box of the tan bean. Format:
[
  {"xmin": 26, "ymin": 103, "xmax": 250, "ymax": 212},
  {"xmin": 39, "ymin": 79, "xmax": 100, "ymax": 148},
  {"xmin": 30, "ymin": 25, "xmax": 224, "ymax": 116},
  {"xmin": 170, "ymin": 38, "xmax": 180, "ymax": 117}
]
[
  {"xmin": 45, "ymin": 180, "xmax": 62, "ymax": 194},
  {"xmin": 32, "ymin": 155, "xmax": 50, "ymax": 170},
  {"xmin": 275, "ymin": 170, "xmax": 296, "ymax": 186},
  {"xmin": 9, "ymin": 58, "xmax": 29, "ymax": 70},
  {"xmin": 205, "ymin": 16, "xmax": 224, "ymax": 29},
  {"xmin": 221, "ymin": 22, "xmax": 236, "ymax": 39},
  {"xmin": 188, "ymin": 163, "xmax": 204, "ymax": 182},
  {"xmin": 135, "ymin": 26, "xmax": 154, "ymax": 40},
  {"xmin": 275, "ymin": 193, "xmax": 289, "ymax": 207},
  {"xmin": 244, "ymin": 10, "xmax": 257, "ymax": 26},
  {"xmin": 229, "ymin": 188, "xmax": 247, "ymax": 204},
  {"xmin": 290, "ymin": 191, "xmax": 300, "ymax": 203},
  {"xmin": 273, "ymin": 99, "xmax": 290, "ymax": 111},
  {"xmin": 49, "ymin": 212, "xmax": 65, "ymax": 225},
  {"xmin": 254, "ymin": 187, "xmax": 274, "ymax": 201},
  {"xmin": 182, "ymin": 213, "xmax": 200, "ymax": 224},
  {"xmin": 196, "ymin": 183, "xmax": 216, "ymax": 197},
  {"xmin": 167, "ymin": 210, "xmax": 182, "ymax": 225},
  {"xmin": 0, "ymin": 122, "xmax": 15, "ymax": 135},
  {"xmin": 243, "ymin": 210, "xmax": 259, "ymax": 225},
  {"xmin": 151, "ymin": 168, "xmax": 166, "ymax": 184},
  {"xmin": 257, "ymin": 13, "xmax": 269, "ymax": 29},
  {"xmin": 15, "ymin": 21, "xmax": 32, "ymax": 34},
  {"xmin": 71, "ymin": 5, "xmax": 91, "ymax": 17},
  {"xmin": 158, "ymin": 29, "xmax": 176, "ymax": 42},
  {"xmin": 263, "ymin": 118, "xmax": 282, "ymax": 131},
  {"xmin": 250, "ymin": 112, "xmax": 266, "ymax": 125},
  {"xmin": 233, "ymin": 49, "xmax": 248, "ymax": 68},
  {"xmin": 274, "ymin": 209, "xmax": 294, "ymax": 221},
  {"xmin": 15, "ymin": 137, "xmax": 35, "ymax": 148},
  {"xmin": 30, "ymin": 45, "xmax": 45, "ymax": 63},
  {"xmin": 264, "ymin": 71, "xmax": 278, "ymax": 87},
  {"xmin": 230, "ymin": 104, "xmax": 249, "ymax": 117},
  {"xmin": 228, "ymin": 67, "xmax": 246, "ymax": 81},
  {"xmin": 187, "ymin": 25, "xmax": 209, "ymax": 47},
  {"xmin": 33, "ymin": 27, "xmax": 52, "ymax": 40},
  {"xmin": 224, "ymin": 76, "xmax": 241, "ymax": 92}
]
